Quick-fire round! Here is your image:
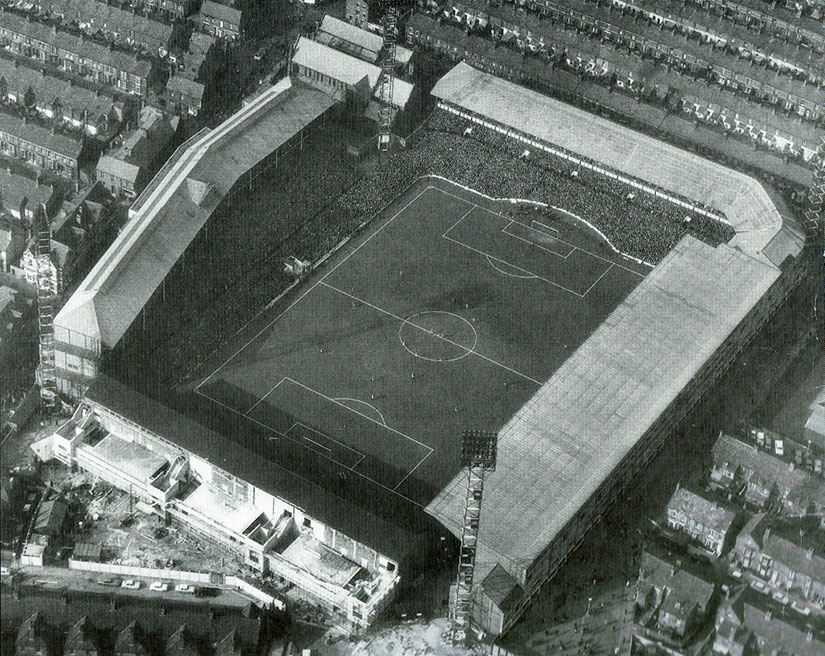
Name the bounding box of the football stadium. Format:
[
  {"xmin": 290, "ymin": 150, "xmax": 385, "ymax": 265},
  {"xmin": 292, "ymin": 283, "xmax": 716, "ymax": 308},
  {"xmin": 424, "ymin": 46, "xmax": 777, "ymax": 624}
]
[{"xmin": 47, "ymin": 62, "xmax": 808, "ymax": 635}]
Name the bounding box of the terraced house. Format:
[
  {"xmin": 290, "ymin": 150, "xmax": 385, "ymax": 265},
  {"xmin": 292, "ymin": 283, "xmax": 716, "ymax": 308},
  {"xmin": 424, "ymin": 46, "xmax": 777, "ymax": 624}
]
[
  {"xmin": 733, "ymin": 515, "xmax": 825, "ymax": 608},
  {"xmin": 199, "ymin": 1, "xmax": 241, "ymax": 41},
  {"xmin": 0, "ymin": 59, "xmax": 123, "ymax": 136},
  {"xmin": 0, "ymin": 112, "xmax": 82, "ymax": 178},
  {"xmin": 0, "ymin": 10, "xmax": 151, "ymax": 97},
  {"xmin": 34, "ymin": 0, "xmax": 174, "ymax": 56}
]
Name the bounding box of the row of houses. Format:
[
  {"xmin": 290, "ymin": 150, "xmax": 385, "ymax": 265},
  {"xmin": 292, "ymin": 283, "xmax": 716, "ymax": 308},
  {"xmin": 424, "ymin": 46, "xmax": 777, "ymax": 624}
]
[
  {"xmin": 637, "ymin": 547, "xmax": 825, "ymax": 654},
  {"xmin": 10, "ymin": 591, "xmax": 262, "ymax": 656},
  {"xmin": 0, "ymin": 9, "xmax": 151, "ymax": 97},
  {"xmin": 406, "ymin": 13, "xmax": 823, "ymax": 165},
  {"xmin": 710, "ymin": 432, "xmax": 825, "ymax": 514},
  {"xmin": 662, "ymin": 432, "xmax": 825, "ymax": 615},
  {"xmin": 198, "ymin": 0, "xmax": 240, "ymax": 42},
  {"xmin": 1, "ymin": 58, "xmax": 127, "ymax": 137},
  {"xmin": 32, "ymin": 0, "xmax": 174, "ymax": 56},
  {"xmin": 440, "ymin": 0, "xmax": 824, "ymax": 120},
  {"xmin": 0, "ymin": 112, "xmax": 82, "ymax": 177},
  {"xmin": 446, "ymin": 0, "xmax": 824, "ymax": 87}
]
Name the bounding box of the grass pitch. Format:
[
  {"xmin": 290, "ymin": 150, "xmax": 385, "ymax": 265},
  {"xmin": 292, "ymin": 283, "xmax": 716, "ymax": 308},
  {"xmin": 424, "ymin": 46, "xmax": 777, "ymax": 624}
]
[{"xmin": 195, "ymin": 178, "xmax": 647, "ymax": 507}]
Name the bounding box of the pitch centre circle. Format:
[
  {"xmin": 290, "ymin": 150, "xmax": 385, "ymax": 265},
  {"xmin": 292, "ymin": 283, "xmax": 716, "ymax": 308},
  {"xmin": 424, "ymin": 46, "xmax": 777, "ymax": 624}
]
[{"xmin": 398, "ymin": 311, "xmax": 478, "ymax": 363}]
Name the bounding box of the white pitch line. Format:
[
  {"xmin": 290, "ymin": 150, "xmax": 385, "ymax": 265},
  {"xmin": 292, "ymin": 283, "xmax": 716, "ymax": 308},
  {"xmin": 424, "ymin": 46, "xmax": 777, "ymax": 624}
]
[
  {"xmin": 196, "ymin": 185, "xmax": 435, "ymax": 391},
  {"xmin": 502, "ymin": 222, "xmax": 577, "ymax": 259},
  {"xmin": 302, "ymin": 435, "xmax": 332, "ymax": 455},
  {"xmin": 443, "ymin": 234, "xmax": 586, "ymax": 298},
  {"xmin": 441, "ymin": 206, "xmax": 477, "ymax": 239},
  {"xmin": 582, "ymin": 263, "xmax": 615, "ymax": 297},
  {"xmin": 286, "ymin": 376, "xmax": 434, "ymax": 453},
  {"xmin": 195, "ymin": 387, "xmax": 426, "ymax": 507},
  {"xmin": 432, "ymin": 185, "xmax": 646, "ymax": 277},
  {"xmin": 321, "ymin": 281, "xmax": 542, "ymax": 386},
  {"xmin": 289, "ymin": 420, "xmax": 367, "ymax": 460},
  {"xmin": 393, "ymin": 451, "xmax": 432, "ymax": 491},
  {"xmin": 244, "ymin": 376, "xmax": 287, "ymax": 414}
]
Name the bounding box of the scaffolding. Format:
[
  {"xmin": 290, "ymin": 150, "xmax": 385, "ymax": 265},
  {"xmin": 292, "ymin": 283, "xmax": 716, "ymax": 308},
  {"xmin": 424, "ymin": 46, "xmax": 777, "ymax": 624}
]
[
  {"xmin": 34, "ymin": 204, "xmax": 58, "ymax": 410},
  {"xmin": 451, "ymin": 429, "xmax": 498, "ymax": 644},
  {"xmin": 377, "ymin": 6, "xmax": 397, "ymax": 152}
]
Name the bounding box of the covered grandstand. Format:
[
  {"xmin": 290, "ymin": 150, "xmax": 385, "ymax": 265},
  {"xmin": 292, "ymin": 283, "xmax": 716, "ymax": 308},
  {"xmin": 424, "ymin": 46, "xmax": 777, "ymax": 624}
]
[
  {"xmin": 426, "ymin": 62, "xmax": 806, "ymax": 634},
  {"xmin": 52, "ymin": 78, "xmax": 338, "ymax": 398}
]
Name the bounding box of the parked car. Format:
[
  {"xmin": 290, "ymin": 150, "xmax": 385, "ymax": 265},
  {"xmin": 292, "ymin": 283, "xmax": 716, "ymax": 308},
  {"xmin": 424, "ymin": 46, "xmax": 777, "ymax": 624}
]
[
  {"xmin": 194, "ymin": 586, "xmax": 220, "ymax": 597},
  {"xmin": 150, "ymin": 581, "xmax": 169, "ymax": 592},
  {"xmin": 790, "ymin": 601, "xmax": 811, "ymax": 616},
  {"xmin": 729, "ymin": 568, "xmax": 743, "ymax": 579},
  {"xmin": 98, "ymin": 578, "xmax": 120, "ymax": 587},
  {"xmin": 121, "ymin": 579, "xmax": 140, "ymax": 589},
  {"xmin": 772, "ymin": 591, "xmax": 789, "ymax": 605},
  {"xmin": 749, "ymin": 580, "xmax": 768, "ymax": 594},
  {"xmin": 175, "ymin": 583, "xmax": 195, "ymax": 593}
]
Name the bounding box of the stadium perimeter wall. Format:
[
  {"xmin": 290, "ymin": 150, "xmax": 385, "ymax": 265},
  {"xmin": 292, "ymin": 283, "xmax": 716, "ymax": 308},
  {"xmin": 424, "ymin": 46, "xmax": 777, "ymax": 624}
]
[{"xmin": 425, "ymin": 64, "xmax": 809, "ymax": 636}]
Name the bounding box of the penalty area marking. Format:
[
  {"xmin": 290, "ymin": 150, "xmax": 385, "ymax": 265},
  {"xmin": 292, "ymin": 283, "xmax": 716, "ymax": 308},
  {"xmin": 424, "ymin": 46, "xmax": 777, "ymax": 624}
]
[
  {"xmin": 333, "ymin": 398, "xmax": 387, "ymax": 426},
  {"xmin": 485, "ymin": 255, "xmax": 539, "ymax": 279}
]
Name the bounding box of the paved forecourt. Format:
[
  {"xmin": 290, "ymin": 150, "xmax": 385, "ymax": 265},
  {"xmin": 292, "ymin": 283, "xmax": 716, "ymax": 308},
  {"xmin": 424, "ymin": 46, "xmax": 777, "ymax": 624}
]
[{"xmin": 196, "ymin": 177, "xmax": 646, "ymax": 506}]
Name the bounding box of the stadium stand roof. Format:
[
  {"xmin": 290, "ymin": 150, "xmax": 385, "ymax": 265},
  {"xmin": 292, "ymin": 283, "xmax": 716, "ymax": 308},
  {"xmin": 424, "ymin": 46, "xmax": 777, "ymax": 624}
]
[
  {"xmin": 54, "ymin": 78, "xmax": 335, "ymax": 349},
  {"xmin": 292, "ymin": 36, "xmax": 381, "ymax": 89},
  {"xmin": 318, "ymin": 15, "xmax": 382, "ymax": 61},
  {"xmin": 84, "ymin": 375, "xmax": 420, "ymax": 564},
  {"xmin": 431, "ymin": 62, "xmax": 803, "ymax": 268},
  {"xmin": 428, "ymin": 62, "xmax": 802, "ymax": 584},
  {"xmin": 317, "ymin": 15, "xmax": 413, "ymax": 65},
  {"xmin": 372, "ymin": 76, "xmax": 415, "ymax": 109}
]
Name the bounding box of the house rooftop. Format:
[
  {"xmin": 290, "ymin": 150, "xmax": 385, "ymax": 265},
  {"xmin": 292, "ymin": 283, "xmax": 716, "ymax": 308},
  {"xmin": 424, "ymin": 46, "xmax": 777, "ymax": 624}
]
[
  {"xmin": 166, "ymin": 76, "xmax": 205, "ymax": 101},
  {"xmin": 668, "ymin": 487, "xmax": 736, "ymax": 534},
  {"xmin": 0, "ymin": 112, "xmax": 83, "ymax": 160},
  {"xmin": 713, "ymin": 433, "xmax": 825, "ymax": 505},
  {"xmin": 200, "ymin": 1, "xmax": 241, "ymax": 25},
  {"xmin": 96, "ymin": 156, "xmax": 142, "ymax": 184},
  {"xmin": 0, "ymin": 167, "xmax": 52, "ymax": 216}
]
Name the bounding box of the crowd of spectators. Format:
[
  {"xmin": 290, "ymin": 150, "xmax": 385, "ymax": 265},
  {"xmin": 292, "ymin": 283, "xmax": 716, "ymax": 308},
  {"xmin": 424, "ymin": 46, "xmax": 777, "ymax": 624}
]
[{"xmin": 109, "ymin": 110, "xmax": 736, "ymax": 388}]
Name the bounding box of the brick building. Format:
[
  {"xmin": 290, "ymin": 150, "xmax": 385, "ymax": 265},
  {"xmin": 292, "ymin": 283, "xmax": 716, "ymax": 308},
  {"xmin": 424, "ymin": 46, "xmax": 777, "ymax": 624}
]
[
  {"xmin": 0, "ymin": 10, "xmax": 151, "ymax": 97},
  {"xmin": 666, "ymin": 487, "xmax": 737, "ymax": 556},
  {"xmin": 710, "ymin": 432, "xmax": 825, "ymax": 515},
  {"xmin": 0, "ymin": 59, "xmax": 122, "ymax": 137},
  {"xmin": 0, "ymin": 168, "xmax": 57, "ymax": 222},
  {"xmin": 199, "ymin": 1, "xmax": 241, "ymax": 41},
  {"xmin": 732, "ymin": 515, "xmax": 825, "ymax": 608},
  {"xmin": 0, "ymin": 113, "xmax": 82, "ymax": 178}
]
